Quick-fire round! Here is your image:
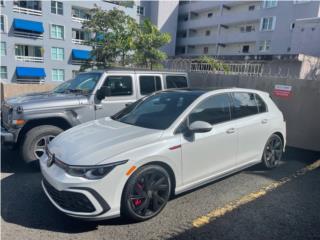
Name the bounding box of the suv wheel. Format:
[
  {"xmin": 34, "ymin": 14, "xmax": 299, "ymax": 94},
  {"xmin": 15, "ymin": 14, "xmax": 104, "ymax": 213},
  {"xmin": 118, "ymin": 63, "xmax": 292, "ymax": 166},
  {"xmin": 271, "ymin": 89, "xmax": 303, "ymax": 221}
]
[
  {"xmin": 121, "ymin": 165, "xmax": 171, "ymax": 222},
  {"xmin": 21, "ymin": 125, "xmax": 63, "ymax": 163}
]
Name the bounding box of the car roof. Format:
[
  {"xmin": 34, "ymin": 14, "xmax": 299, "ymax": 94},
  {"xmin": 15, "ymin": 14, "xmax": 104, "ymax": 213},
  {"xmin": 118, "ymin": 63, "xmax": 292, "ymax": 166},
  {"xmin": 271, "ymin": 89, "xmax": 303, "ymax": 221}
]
[
  {"xmin": 80, "ymin": 68, "xmax": 187, "ymax": 75},
  {"xmin": 162, "ymin": 87, "xmax": 267, "ymax": 95}
]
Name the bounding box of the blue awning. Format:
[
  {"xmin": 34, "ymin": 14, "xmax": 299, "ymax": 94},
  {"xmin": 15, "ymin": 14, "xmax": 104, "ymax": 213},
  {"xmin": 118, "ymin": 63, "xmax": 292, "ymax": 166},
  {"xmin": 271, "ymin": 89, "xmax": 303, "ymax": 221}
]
[
  {"xmin": 72, "ymin": 49, "xmax": 91, "ymax": 60},
  {"xmin": 13, "ymin": 18, "xmax": 44, "ymax": 33},
  {"xmin": 16, "ymin": 67, "xmax": 46, "ymax": 78}
]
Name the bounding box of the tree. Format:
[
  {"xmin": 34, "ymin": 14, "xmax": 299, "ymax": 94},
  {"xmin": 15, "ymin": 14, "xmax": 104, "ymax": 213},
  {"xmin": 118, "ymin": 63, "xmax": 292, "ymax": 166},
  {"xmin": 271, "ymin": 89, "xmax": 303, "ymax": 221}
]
[
  {"xmin": 81, "ymin": 7, "xmax": 137, "ymax": 69},
  {"xmin": 133, "ymin": 19, "xmax": 171, "ymax": 69}
]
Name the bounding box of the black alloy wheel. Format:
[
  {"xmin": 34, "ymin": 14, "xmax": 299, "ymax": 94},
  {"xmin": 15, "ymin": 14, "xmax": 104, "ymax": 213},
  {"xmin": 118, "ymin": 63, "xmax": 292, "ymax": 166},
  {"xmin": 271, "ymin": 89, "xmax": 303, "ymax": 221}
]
[
  {"xmin": 122, "ymin": 165, "xmax": 171, "ymax": 221},
  {"xmin": 262, "ymin": 134, "xmax": 283, "ymax": 169}
]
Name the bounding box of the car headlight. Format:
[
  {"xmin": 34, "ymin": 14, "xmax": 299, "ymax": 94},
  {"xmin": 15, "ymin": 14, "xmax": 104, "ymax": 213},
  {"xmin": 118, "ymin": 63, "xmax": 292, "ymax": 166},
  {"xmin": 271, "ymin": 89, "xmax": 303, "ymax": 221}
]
[{"xmin": 65, "ymin": 160, "xmax": 128, "ymax": 180}]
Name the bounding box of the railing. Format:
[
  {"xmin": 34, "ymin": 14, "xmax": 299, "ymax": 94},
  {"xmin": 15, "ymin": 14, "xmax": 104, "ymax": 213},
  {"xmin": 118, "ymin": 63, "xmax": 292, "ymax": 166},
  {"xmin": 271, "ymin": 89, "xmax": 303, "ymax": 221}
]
[
  {"xmin": 15, "ymin": 56, "xmax": 44, "ymax": 63},
  {"xmin": 72, "ymin": 39, "xmax": 86, "ymax": 45},
  {"xmin": 13, "ymin": 31, "xmax": 43, "ymax": 39},
  {"xmin": 16, "ymin": 78, "xmax": 45, "ymax": 84},
  {"xmin": 72, "ymin": 16, "xmax": 89, "ymax": 23},
  {"xmin": 13, "ymin": 6, "xmax": 42, "ymax": 16}
]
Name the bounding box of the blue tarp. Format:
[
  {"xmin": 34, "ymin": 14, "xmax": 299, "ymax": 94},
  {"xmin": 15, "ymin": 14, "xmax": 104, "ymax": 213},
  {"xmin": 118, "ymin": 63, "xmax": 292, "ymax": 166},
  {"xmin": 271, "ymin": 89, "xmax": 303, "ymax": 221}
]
[
  {"xmin": 72, "ymin": 49, "xmax": 91, "ymax": 60},
  {"xmin": 16, "ymin": 67, "xmax": 46, "ymax": 78},
  {"xmin": 13, "ymin": 18, "xmax": 44, "ymax": 33}
]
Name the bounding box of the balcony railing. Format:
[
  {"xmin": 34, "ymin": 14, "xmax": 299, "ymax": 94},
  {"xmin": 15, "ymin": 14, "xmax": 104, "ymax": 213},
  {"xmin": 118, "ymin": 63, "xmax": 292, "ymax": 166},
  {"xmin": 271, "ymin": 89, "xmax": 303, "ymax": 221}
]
[
  {"xmin": 13, "ymin": 31, "xmax": 43, "ymax": 39},
  {"xmin": 15, "ymin": 56, "xmax": 44, "ymax": 63},
  {"xmin": 72, "ymin": 39, "xmax": 87, "ymax": 45},
  {"xmin": 72, "ymin": 16, "xmax": 89, "ymax": 23},
  {"xmin": 13, "ymin": 6, "xmax": 42, "ymax": 16}
]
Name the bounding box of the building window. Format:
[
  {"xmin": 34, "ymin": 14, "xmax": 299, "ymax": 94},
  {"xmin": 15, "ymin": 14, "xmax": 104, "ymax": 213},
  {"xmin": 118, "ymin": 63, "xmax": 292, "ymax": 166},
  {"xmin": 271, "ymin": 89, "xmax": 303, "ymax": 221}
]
[
  {"xmin": 72, "ymin": 70, "xmax": 79, "ymax": 78},
  {"xmin": 205, "ymin": 30, "xmax": 211, "ymax": 36},
  {"xmin": 240, "ymin": 25, "xmax": 255, "ymax": 33},
  {"xmin": 51, "ymin": 47, "xmax": 64, "ymax": 60},
  {"xmin": 1, "ymin": 41, "xmax": 6, "ymax": 56},
  {"xmin": 52, "ymin": 69, "xmax": 64, "ymax": 81},
  {"xmin": 260, "ymin": 16, "xmax": 276, "ymax": 31},
  {"xmin": 0, "ymin": 0, "xmax": 4, "ymax": 7},
  {"xmin": 50, "ymin": 24, "xmax": 64, "ymax": 39},
  {"xmin": 72, "ymin": 29, "xmax": 90, "ymax": 44},
  {"xmin": 0, "ymin": 15, "xmax": 6, "ymax": 32},
  {"xmin": 263, "ymin": 0, "xmax": 277, "ymax": 8},
  {"xmin": 258, "ymin": 40, "xmax": 271, "ymax": 52},
  {"xmin": 137, "ymin": 6, "xmax": 144, "ymax": 16},
  {"xmin": 208, "ymin": 12, "xmax": 213, "ymax": 18},
  {"xmin": 242, "ymin": 45, "xmax": 250, "ymax": 53},
  {"xmin": 290, "ymin": 23, "xmax": 295, "ymax": 30},
  {"xmin": 72, "ymin": 7, "xmax": 91, "ymax": 21},
  {"xmin": 0, "ymin": 66, "xmax": 7, "ymax": 79},
  {"xmin": 51, "ymin": 1, "xmax": 63, "ymax": 15},
  {"xmin": 203, "ymin": 47, "xmax": 209, "ymax": 54},
  {"xmin": 293, "ymin": 0, "xmax": 311, "ymax": 4},
  {"xmin": 248, "ymin": 5, "xmax": 255, "ymax": 11},
  {"xmin": 14, "ymin": 1, "xmax": 42, "ymax": 10}
]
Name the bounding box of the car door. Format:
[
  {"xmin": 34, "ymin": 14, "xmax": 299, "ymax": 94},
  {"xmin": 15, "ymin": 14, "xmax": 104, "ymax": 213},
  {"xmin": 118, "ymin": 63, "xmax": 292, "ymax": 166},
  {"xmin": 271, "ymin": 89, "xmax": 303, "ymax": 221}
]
[
  {"xmin": 95, "ymin": 74, "xmax": 137, "ymax": 119},
  {"xmin": 180, "ymin": 93, "xmax": 237, "ymax": 186},
  {"xmin": 230, "ymin": 92, "xmax": 271, "ymax": 165}
]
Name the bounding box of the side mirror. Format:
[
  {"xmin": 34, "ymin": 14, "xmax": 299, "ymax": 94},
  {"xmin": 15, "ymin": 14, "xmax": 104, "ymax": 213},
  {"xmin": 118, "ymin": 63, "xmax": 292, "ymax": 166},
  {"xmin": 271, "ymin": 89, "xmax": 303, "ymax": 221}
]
[
  {"xmin": 96, "ymin": 86, "xmax": 111, "ymax": 100},
  {"xmin": 189, "ymin": 121, "xmax": 212, "ymax": 133}
]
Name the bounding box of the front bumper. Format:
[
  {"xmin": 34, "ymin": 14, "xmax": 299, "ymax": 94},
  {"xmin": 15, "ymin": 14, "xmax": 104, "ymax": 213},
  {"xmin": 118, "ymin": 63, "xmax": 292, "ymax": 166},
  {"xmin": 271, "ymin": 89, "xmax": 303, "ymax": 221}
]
[
  {"xmin": 40, "ymin": 153, "xmax": 129, "ymax": 220},
  {"xmin": 1, "ymin": 127, "xmax": 15, "ymax": 145}
]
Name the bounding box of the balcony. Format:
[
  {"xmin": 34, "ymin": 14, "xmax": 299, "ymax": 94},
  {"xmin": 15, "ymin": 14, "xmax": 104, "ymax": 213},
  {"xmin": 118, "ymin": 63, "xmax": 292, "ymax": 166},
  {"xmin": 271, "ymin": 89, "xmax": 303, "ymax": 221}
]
[
  {"xmin": 219, "ymin": 31, "xmax": 258, "ymax": 44},
  {"xmin": 72, "ymin": 7, "xmax": 91, "ymax": 23},
  {"xmin": 72, "ymin": 39, "xmax": 86, "ymax": 44},
  {"xmin": 15, "ymin": 56, "xmax": 43, "ymax": 63},
  {"xmin": 177, "ymin": 35, "xmax": 218, "ymax": 46},
  {"xmin": 179, "ymin": 1, "xmax": 221, "ymax": 14},
  {"xmin": 13, "ymin": 18, "xmax": 44, "ymax": 39},
  {"xmin": 13, "ymin": 6, "xmax": 42, "ymax": 16}
]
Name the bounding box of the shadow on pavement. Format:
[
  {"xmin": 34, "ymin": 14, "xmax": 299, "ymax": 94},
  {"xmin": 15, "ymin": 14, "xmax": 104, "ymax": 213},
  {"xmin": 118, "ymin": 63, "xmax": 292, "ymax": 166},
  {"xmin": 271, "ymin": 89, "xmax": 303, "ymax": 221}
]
[{"xmin": 1, "ymin": 147, "xmax": 319, "ymax": 235}]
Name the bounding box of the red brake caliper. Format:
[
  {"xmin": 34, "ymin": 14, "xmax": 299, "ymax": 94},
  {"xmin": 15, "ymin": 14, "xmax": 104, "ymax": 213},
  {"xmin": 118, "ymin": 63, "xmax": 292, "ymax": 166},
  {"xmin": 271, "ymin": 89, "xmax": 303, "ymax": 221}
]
[{"xmin": 133, "ymin": 183, "xmax": 144, "ymax": 206}]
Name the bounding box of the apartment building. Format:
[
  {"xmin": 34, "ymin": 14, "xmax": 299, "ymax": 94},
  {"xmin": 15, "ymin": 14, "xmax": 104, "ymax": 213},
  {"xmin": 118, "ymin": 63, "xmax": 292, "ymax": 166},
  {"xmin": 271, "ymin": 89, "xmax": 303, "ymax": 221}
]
[
  {"xmin": 175, "ymin": 0, "xmax": 320, "ymax": 58},
  {"xmin": 0, "ymin": 0, "xmax": 149, "ymax": 83}
]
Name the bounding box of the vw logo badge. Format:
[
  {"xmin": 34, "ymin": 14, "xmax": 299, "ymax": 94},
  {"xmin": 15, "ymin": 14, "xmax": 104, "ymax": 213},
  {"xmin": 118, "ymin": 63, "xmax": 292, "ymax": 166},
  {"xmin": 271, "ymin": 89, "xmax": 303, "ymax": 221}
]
[{"xmin": 47, "ymin": 153, "xmax": 55, "ymax": 167}]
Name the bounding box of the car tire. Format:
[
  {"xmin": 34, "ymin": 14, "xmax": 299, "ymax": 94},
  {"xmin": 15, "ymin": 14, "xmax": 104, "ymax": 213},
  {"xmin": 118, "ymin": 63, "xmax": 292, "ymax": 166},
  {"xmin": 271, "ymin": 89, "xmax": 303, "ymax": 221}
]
[
  {"xmin": 121, "ymin": 165, "xmax": 171, "ymax": 222},
  {"xmin": 262, "ymin": 134, "xmax": 283, "ymax": 169},
  {"xmin": 20, "ymin": 125, "xmax": 63, "ymax": 163}
]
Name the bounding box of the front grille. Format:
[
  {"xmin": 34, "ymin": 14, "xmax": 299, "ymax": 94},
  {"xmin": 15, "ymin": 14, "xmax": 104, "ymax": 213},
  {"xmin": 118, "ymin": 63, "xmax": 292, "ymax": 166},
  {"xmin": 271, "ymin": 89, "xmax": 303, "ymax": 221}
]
[{"xmin": 43, "ymin": 179, "xmax": 96, "ymax": 213}]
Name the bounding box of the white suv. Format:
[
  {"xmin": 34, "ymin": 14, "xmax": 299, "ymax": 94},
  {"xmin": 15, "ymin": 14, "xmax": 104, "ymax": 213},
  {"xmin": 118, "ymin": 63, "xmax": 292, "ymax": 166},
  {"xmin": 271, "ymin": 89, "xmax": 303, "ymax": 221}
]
[{"xmin": 40, "ymin": 88, "xmax": 286, "ymax": 221}]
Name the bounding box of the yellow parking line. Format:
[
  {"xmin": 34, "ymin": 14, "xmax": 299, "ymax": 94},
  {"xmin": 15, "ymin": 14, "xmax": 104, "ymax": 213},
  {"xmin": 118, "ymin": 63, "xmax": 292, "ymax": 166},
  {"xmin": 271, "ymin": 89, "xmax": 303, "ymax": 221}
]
[{"xmin": 193, "ymin": 159, "xmax": 320, "ymax": 228}]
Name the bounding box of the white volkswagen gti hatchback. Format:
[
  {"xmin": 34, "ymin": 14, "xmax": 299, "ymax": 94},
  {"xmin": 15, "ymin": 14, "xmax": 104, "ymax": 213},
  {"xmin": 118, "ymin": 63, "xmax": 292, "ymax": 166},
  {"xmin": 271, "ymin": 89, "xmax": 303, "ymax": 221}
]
[{"xmin": 40, "ymin": 88, "xmax": 286, "ymax": 221}]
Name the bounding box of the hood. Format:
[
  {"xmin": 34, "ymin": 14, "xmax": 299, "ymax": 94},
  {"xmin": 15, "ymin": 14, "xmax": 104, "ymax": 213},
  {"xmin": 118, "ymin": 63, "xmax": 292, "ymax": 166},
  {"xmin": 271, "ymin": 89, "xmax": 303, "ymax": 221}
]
[
  {"xmin": 5, "ymin": 92, "xmax": 88, "ymax": 110},
  {"xmin": 49, "ymin": 118, "xmax": 163, "ymax": 166}
]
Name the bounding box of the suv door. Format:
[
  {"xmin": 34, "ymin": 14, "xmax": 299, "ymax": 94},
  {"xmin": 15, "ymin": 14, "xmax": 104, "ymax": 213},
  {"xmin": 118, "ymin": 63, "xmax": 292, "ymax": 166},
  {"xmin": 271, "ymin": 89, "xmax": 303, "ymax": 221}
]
[
  {"xmin": 230, "ymin": 92, "xmax": 271, "ymax": 165},
  {"xmin": 95, "ymin": 74, "xmax": 137, "ymax": 119},
  {"xmin": 180, "ymin": 93, "xmax": 237, "ymax": 186}
]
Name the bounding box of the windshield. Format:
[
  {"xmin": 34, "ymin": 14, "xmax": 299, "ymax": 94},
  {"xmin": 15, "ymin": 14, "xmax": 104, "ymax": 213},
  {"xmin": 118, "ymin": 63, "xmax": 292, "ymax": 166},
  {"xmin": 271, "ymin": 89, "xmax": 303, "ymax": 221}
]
[
  {"xmin": 58, "ymin": 72, "xmax": 102, "ymax": 94},
  {"xmin": 112, "ymin": 91, "xmax": 202, "ymax": 130},
  {"xmin": 52, "ymin": 80, "xmax": 72, "ymax": 93}
]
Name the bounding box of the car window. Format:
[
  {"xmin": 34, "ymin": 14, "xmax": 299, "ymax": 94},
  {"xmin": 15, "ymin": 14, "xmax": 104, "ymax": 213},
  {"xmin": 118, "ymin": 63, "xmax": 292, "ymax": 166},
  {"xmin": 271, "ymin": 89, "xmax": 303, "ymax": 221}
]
[
  {"xmin": 112, "ymin": 91, "xmax": 202, "ymax": 130},
  {"xmin": 231, "ymin": 92, "xmax": 259, "ymax": 118},
  {"xmin": 255, "ymin": 94, "xmax": 267, "ymax": 113},
  {"xmin": 189, "ymin": 94, "xmax": 231, "ymax": 125},
  {"xmin": 166, "ymin": 75, "xmax": 188, "ymax": 89},
  {"xmin": 103, "ymin": 76, "xmax": 133, "ymax": 96},
  {"xmin": 139, "ymin": 76, "xmax": 162, "ymax": 95}
]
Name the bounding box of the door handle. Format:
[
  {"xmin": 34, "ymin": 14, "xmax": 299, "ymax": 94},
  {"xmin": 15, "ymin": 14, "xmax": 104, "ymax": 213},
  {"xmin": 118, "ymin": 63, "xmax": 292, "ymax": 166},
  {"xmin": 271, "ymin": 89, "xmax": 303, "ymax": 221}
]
[
  {"xmin": 95, "ymin": 104, "xmax": 102, "ymax": 110},
  {"xmin": 226, "ymin": 128, "xmax": 235, "ymax": 134},
  {"xmin": 261, "ymin": 119, "xmax": 268, "ymax": 124}
]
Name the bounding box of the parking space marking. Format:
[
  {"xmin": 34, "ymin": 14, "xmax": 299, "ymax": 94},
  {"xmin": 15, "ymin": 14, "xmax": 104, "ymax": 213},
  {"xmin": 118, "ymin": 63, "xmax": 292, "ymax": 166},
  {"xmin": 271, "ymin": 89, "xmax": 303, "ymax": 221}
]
[{"xmin": 192, "ymin": 159, "xmax": 320, "ymax": 228}]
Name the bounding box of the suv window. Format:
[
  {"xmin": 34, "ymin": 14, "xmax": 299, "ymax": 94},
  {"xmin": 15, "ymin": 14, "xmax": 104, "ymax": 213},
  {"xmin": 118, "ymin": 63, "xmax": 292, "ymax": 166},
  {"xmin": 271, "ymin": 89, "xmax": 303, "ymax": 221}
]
[
  {"xmin": 189, "ymin": 94, "xmax": 231, "ymax": 125},
  {"xmin": 255, "ymin": 94, "xmax": 267, "ymax": 113},
  {"xmin": 139, "ymin": 76, "xmax": 162, "ymax": 95},
  {"xmin": 231, "ymin": 92, "xmax": 258, "ymax": 118},
  {"xmin": 103, "ymin": 76, "xmax": 133, "ymax": 96},
  {"xmin": 166, "ymin": 75, "xmax": 188, "ymax": 89}
]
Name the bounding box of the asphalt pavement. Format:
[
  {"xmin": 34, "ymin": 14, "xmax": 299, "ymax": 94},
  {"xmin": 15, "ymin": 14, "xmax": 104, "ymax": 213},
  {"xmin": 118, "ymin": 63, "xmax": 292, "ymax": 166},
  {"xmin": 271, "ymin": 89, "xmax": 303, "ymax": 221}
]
[{"xmin": 1, "ymin": 147, "xmax": 320, "ymax": 240}]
